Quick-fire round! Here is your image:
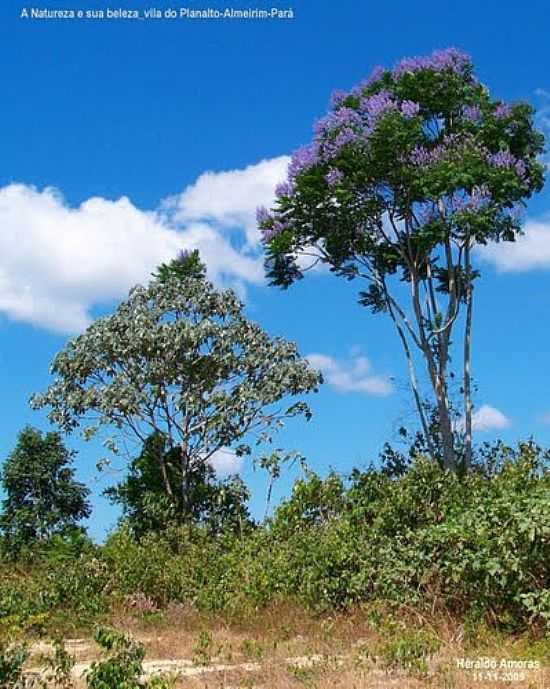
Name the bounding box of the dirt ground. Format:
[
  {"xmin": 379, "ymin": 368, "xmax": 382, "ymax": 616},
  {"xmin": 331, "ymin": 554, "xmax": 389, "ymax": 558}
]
[{"xmin": 24, "ymin": 605, "xmax": 549, "ymax": 689}]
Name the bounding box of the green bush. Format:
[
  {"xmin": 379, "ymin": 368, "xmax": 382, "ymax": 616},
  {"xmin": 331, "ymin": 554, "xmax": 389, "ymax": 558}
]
[
  {"xmin": 84, "ymin": 628, "xmax": 174, "ymax": 689},
  {"xmin": 39, "ymin": 637, "xmax": 76, "ymax": 689},
  {"xmin": 0, "ymin": 640, "xmax": 28, "ymax": 688},
  {"xmin": 376, "ymin": 629, "xmax": 441, "ymax": 674},
  {"xmin": 1, "ymin": 442, "xmax": 548, "ymax": 635}
]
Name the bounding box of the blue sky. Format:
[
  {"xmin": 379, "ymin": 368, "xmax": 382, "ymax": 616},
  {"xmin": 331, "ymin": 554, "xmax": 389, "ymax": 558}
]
[{"xmin": 1, "ymin": 0, "xmax": 550, "ymax": 539}]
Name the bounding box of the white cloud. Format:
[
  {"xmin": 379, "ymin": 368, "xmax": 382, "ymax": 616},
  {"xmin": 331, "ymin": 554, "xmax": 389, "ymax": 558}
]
[
  {"xmin": 0, "ymin": 156, "xmax": 289, "ymax": 333},
  {"xmin": 168, "ymin": 156, "xmax": 290, "ymax": 246},
  {"xmin": 460, "ymin": 404, "xmax": 511, "ymax": 432},
  {"xmin": 207, "ymin": 448, "xmax": 243, "ymax": 477},
  {"xmin": 306, "ymin": 351, "xmax": 393, "ymax": 397},
  {"xmin": 539, "ymin": 412, "xmax": 550, "ymax": 425},
  {"xmin": 478, "ymin": 217, "xmax": 550, "ymax": 272}
]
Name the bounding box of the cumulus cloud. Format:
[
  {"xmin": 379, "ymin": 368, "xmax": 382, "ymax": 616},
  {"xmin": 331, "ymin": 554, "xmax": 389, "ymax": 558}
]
[
  {"xmin": 207, "ymin": 448, "xmax": 243, "ymax": 477},
  {"xmin": 456, "ymin": 404, "xmax": 511, "ymax": 433},
  {"xmin": 478, "ymin": 217, "xmax": 550, "ymax": 272},
  {"xmin": 168, "ymin": 156, "xmax": 290, "ymax": 246},
  {"xmin": 0, "ymin": 156, "xmax": 289, "ymax": 333},
  {"xmin": 306, "ymin": 351, "xmax": 393, "ymax": 397}
]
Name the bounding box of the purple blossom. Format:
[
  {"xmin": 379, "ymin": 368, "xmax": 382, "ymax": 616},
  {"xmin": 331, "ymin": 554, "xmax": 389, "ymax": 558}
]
[
  {"xmin": 393, "ymin": 56, "xmax": 429, "ymax": 77},
  {"xmin": 330, "ymin": 89, "xmax": 348, "ymax": 109},
  {"xmin": 408, "ymin": 144, "xmax": 447, "ymax": 167},
  {"xmin": 325, "ymin": 169, "xmax": 344, "ymax": 187},
  {"xmin": 466, "ymin": 186, "xmax": 492, "ymax": 211},
  {"xmin": 176, "ymin": 249, "xmax": 191, "ymax": 262},
  {"xmin": 261, "ymin": 226, "xmax": 277, "ymax": 242},
  {"xmin": 393, "ymin": 47, "xmax": 472, "ymax": 78},
  {"xmin": 462, "ymin": 104, "xmax": 482, "ymax": 122},
  {"xmin": 261, "ymin": 218, "xmax": 289, "ymax": 242},
  {"xmin": 408, "ymin": 133, "xmax": 478, "ymax": 169},
  {"xmin": 367, "ymin": 65, "xmax": 386, "ymax": 85},
  {"xmin": 315, "ymin": 93, "xmax": 399, "ymax": 161},
  {"xmin": 409, "ymin": 146, "xmax": 434, "ymax": 167},
  {"xmin": 400, "ymin": 100, "xmax": 420, "ymax": 119},
  {"xmin": 314, "ymin": 107, "xmax": 363, "ymax": 138},
  {"xmin": 445, "ymin": 186, "xmax": 493, "ymax": 213},
  {"xmin": 440, "ymin": 187, "xmax": 493, "ymax": 215},
  {"xmin": 321, "ymin": 128, "xmax": 362, "ymax": 160},
  {"xmin": 313, "ymin": 108, "xmax": 365, "ymax": 161},
  {"xmin": 515, "ymin": 159, "xmax": 527, "ymax": 178},
  {"xmin": 272, "ymin": 219, "xmax": 289, "ymax": 235},
  {"xmin": 429, "ymin": 47, "xmax": 471, "ymax": 73},
  {"xmin": 360, "ymin": 90, "xmax": 397, "ymax": 121},
  {"xmin": 416, "ymin": 201, "xmax": 440, "ymax": 224},
  {"xmin": 256, "ymin": 206, "xmax": 271, "ymax": 225},
  {"xmin": 350, "ymin": 66, "xmax": 387, "ymax": 98},
  {"xmin": 288, "ymin": 144, "xmax": 319, "ymax": 179},
  {"xmin": 487, "ymin": 150, "xmax": 516, "ymax": 169},
  {"xmin": 416, "ymin": 187, "xmax": 493, "ymax": 225},
  {"xmin": 275, "ymin": 181, "xmax": 295, "ymax": 198},
  {"xmin": 494, "ymin": 103, "xmax": 512, "ymax": 119}
]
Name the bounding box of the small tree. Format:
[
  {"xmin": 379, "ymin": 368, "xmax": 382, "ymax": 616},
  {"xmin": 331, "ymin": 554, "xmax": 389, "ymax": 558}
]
[
  {"xmin": 31, "ymin": 254, "xmax": 321, "ymax": 513},
  {"xmin": 0, "ymin": 426, "xmax": 91, "ymax": 553},
  {"xmin": 105, "ymin": 433, "xmax": 253, "ymax": 537},
  {"xmin": 258, "ymin": 48, "xmax": 545, "ymax": 471}
]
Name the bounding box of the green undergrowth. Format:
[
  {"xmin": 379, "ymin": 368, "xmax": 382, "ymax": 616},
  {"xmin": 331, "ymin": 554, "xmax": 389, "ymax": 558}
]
[{"xmin": 0, "ymin": 446, "xmax": 548, "ymax": 645}]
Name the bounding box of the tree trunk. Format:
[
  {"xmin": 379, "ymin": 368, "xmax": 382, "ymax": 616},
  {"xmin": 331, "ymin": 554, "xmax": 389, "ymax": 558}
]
[
  {"xmin": 411, "ymin": 272, "xmax": 456, "ymax": 470},
  {"xmin": 157, "ymin": 446, "xmax": 175, "ymax": 502},
  {"xmin": 180, "ymin": 444, "xmax": 191, "ymax": 520},
  {"xmin": 383, "ymin": 285, "xmax": 435, "ymax": 457},
  {"xmin": 463, "ymin": 238, "xmax": 473, "ymax": 470},
  {"xmin": 435, "ymin": 388, "xmax": 456, "ymax": 470}
]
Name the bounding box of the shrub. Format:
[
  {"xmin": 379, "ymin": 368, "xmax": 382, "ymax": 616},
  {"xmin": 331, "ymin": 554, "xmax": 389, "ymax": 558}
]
[
  {"xmin": 39, "ymin": 637, "xmax": 76, "ymax": 689},
  {"xmin": 0, "ymin": 641, "xmax": 28, "ymax": 688},
  {"xmin": 84, "ymin": 628, "xmax": 175, "ymax": 689},
  {"xmin": 1, "ymin": 442, "xmax": 548, "ymax": 634},
  {"xmin": 376, "ymin": 630, "xmax": 441, "ymax": 675}
]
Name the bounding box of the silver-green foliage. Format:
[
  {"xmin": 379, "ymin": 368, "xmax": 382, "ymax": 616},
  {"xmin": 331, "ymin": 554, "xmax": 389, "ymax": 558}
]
[{"xmin": 31, "ymin": 273, "xmax": 321, "ymax": 502}]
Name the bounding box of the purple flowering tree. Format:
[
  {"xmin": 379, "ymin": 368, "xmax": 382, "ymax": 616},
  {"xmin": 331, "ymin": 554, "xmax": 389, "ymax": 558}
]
[{"xmin": 258, "ymin": 48, "xmax": 545, "ymax": 471}]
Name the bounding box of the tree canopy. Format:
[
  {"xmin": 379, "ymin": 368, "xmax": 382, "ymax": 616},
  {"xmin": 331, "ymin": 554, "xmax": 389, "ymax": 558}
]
[
  {"xmin": 0, "ymin": 426, "xmax": 91, "ymax": 552},
  {"xmin": 258, "ymin": 48, "xmax": 545, "ymax": 470},
  {"xmin": 104, "ymin": 432, "xmax": 253, "ymax": 537},
  {"xmin": 31, "ymin": 257, "xmax": 321, "ymax": 508}
]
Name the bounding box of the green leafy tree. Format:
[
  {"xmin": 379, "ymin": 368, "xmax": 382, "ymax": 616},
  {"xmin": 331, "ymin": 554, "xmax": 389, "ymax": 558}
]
[
  {"xmin": 105, "ymin": 433, "xmax": 253, "ymax": 537},
  {"xmin": 32, "ymin": 253, "xmax": 321, "ymax": 515},
  {"xmin": 0, "ymin": 426, "xmax": 91, "ymax": 553},
  {"xmin": 258, "ymin": 48, "xmax": 545, "ymax": 470}
]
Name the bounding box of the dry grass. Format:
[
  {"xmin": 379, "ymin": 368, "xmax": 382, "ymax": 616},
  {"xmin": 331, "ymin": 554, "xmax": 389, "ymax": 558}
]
[{"xmin": 24, "ymin": 603, "xmax": 549, "ymax": 689}]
